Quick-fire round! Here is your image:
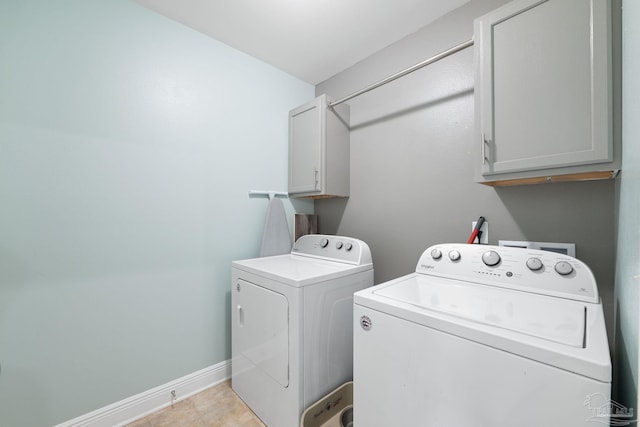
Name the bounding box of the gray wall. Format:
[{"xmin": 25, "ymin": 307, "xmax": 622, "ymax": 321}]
[
  {"xmin": 613, "ymin": 0, "xmax": 640, "ymax": 416},
  {"xmin": 0, "ymin": 1, "xmax": 313, "ymax": 426},
  {"xmin": 316, "ymin": 0, "xmax": 618, "ymax": 347}
]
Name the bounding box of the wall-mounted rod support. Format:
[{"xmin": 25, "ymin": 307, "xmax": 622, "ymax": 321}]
[
  {"xmin": 249, "ymin": 190, "xmax": 289, "ymax": 200},
  {"xmin": 328, "ymin": 38, "xmax": 474, "ymax": 108}
]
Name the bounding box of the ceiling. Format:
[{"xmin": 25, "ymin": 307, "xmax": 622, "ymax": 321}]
[{"xmin": 133, "ymin": 0, "xmax": 469, "ymax": 85}]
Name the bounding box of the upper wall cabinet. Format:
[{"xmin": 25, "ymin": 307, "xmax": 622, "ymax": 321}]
[
  {"xmin": 474, "ymin": 0, "xmax": 619, "ymax": 186},
  {"xmin": 288, "ymin": 94, "xmax": 350, "ymax": 198}
]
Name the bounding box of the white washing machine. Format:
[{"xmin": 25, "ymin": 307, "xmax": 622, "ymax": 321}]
[
  {"xmin": 232, "ymin": 234, "xmax": 373, "ymax": 427},
  {"xmin": 354, "ymin": 243, "xmax": 611, "ymax": 427}
]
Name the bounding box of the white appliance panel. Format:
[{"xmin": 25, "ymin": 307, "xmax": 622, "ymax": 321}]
[
  {"xmin": 353, "ymin": 243, "xmax": 611, "ymax": 427},
  {"xmin": 232, "ymin": 254, "xmax": 363, "ymax": 287},
  {"xmin": 416, "ymin": 243, "xmax": 598, "ymax": 303},
  {"xmin": 231, "ymin": 234, "xmax": 373, "ymax": 427},
  {"xmin": 232, "ymin": 273, "xmax": 302, "ymax": 427},
  {"xmin": 302, "ymin": 270, "xmax": 373, "ymax": 410},
  {"xmin": 373, "ymin": 275, "xmax": 586, "ymax": 347},
  {"xmin": 354, "ymin": 304, "xmax": 610, "ymax": 427},
  {"xmin": 235, "ymin": 279, "xmax": 289, "ymax": 387}
]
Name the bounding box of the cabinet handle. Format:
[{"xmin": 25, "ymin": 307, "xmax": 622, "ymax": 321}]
[
  {"xmin": 314, "ymin": 168, "xmax": 319, "ymax": 191},
  {"xmin": 481, "ymin": 133, "xmax": 489, "ymax": 164}
]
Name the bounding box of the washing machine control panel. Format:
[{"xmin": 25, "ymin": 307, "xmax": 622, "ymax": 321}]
[
  {"xmin": 416, "ymin": 243, "xmax": 598, "ymax": 303},
  {"xmin": 291, "ymin": 234, "xmax": 373, "ymax": 265}
]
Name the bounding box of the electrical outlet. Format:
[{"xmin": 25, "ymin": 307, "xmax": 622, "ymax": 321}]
[{"xmin": 471, "ymin": 221, "xmax": 489, "ymax": 244}]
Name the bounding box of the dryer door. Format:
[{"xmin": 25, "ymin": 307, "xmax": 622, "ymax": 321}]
[{"xmin": 234, "ymin": 279, "xmax": 289, "ymax": 387}]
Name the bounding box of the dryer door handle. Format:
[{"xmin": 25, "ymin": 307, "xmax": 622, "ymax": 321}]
[{"xmin": 237, "ymin": 304, "xmax": 244, "ymax": 327}]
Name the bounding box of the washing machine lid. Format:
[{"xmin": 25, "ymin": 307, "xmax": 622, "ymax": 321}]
[
  {"xmin": 232, "ymin": 254, "xmax": 372, "ymax": 287},
  {"xmin": 373, "ymin": 274, "xmax": 585, "ymax": 347},
  {"xmin": 356, "ymin": 273, "xmax": 611, "ymax": 382}
]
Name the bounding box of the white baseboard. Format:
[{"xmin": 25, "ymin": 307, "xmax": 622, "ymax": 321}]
[{"xmin": 56, "ymin": 360, "xmax": 231, "ymax": 427}]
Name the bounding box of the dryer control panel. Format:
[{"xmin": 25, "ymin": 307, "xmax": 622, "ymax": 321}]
[
  {"xmin": 416, "ymin": 243, "xmax": 598, "ymax": 303},
  {"xmin": 292, "ymin": 234, "xmax": 372, "ymax": 266}
]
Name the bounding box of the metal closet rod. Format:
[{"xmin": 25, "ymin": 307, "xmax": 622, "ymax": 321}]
[{"xmin": 328, "ymin": 38, "xmax": 474, "ymax": 108}]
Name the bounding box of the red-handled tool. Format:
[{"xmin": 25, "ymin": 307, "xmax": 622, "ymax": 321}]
[{"xmin": 467, "ymin": 216, "xmax": 485, "ymax": 244}]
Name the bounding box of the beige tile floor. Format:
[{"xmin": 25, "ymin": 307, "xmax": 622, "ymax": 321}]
[{"xmin": 126, "ymin": 380, "xmax": 266, "ymax": 427}]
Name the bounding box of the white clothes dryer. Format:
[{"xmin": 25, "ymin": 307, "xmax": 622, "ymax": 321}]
[
  {"xmin": 232, "ymin": 234, "xmax": 373, "ymax": 427},
  {"xmin": 354, "ymin": 243, "xmax": 611, "ymax": 427}
]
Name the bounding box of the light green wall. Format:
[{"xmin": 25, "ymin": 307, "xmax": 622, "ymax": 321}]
[
  {"xmin": 613, "ymin": 0, "xmax": 640, "ymax": 418},
  {"xmin": 0, "ymin": 1, "xmax": 313, "ymax": 425}
]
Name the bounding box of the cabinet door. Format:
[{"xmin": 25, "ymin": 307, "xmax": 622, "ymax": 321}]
[
  {"xmin": 476, "ymin": 0, "xmax": 611, "ymax": 176},
  {"xmin": 289, "ymin": 97, "xmax": 323, "ymax": 194}
]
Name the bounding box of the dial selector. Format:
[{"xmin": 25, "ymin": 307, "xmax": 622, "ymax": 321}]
[
  {"xmin": 554, "ymin": 261, "xmax": 574, "ymax": 276},
  {"xmin": 336, "ymin": 241, "xmax": 344, "ymax": 249},
  {"xmin": 320, "ymin": 238, "xmax": 329, "ymax": 248},
  {"xmin": 448, "ymin": 250, "xmax": 461, "ymax": 261},
  {"xmin": 526, "ymin": 257, "xmax": 543, "ymax": 271},
  {"xmin": 345, "ymin": 242, "xmax": 353, "ymax": 251},
  {"xmin": 482, "ymin": 250, "xmax": 501, "ymax": 266},
  {"xmin": 431, "ymin": 248, "xmax": 442, "ymax": 260}
]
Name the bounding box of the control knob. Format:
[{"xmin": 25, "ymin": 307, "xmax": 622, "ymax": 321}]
[
  {"xmin": 431, "ymin": 248, "xmax": 442, "ymax": 260},
  {"xmin": 345, "ymin": 242, "xmax": 353, "ymax": 251},
  {"xmin": 554, "ymin": 261, "xmax": 574, "ymax": 276},
  {"xmin": 526, "ymin": 257, "xmax": 543, "ymax": 271},
  {"xmin": 482, "ymin": 250, "xmax": 501, "ymax": 267},
  {"xmin": 448, "ymin": 250, "xmax": 461, "ymax": 261},
  {"xmin": 336, "ymin": 241, "xmax": 344, "ymax": 249},
  {"xmin": 320, "ymin": 238, "xmax": 329, "ymax": 248}
]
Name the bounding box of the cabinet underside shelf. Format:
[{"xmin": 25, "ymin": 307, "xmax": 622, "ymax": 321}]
[
  {"xmin": 481, "ymin": 170, "xmax": 620, "ymax": 187},
  {"xmin": 293, "ymin": 193, "xmax": 347, "ymax": 200}
]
